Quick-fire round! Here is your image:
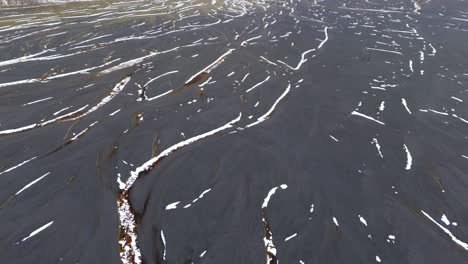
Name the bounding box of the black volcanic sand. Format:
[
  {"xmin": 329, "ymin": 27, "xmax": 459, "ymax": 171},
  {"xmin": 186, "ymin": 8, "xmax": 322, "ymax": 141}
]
[{"xmin": 0, "ymin": 0, "xmax": 468, "ymax": 263}]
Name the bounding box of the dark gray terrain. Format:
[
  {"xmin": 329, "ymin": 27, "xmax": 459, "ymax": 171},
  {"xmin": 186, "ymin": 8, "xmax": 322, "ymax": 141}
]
[{"xmin": 0, "ymin": 0, "xmax": 468, "ymax": 263}]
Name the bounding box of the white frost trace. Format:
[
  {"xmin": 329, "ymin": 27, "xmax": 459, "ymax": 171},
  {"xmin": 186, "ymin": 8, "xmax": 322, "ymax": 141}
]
[
  {"xmin": 402, "ymin": 98, "xmax": 412, "ymax": 114},
  {"xmin": 275, "ymin": 27, "xmax": 326, "ymax": 71},
  {"xmin": 284, "ymin": 233, "xmax": 297, "ymax": 241},
  {"xmin": 19, "ymin": 221, "xmax": 54, "ymax": 243},
  {"xmin": 161, "ymin": 230, "xmax": 167, "ymax": 260},
  {"xmin": 247, "ymin": 83, "xmax": 291, "ymax": 128},
  {"xmin": 260, "ymin": 55, "xmax": 279, "ymax": 66},
  {"xmin": 67, "ymin": 76, "xmax": 131, "ymax": 121},
  {"xmin": 372, "ymin": 138, "xmax": 384, "ymax": 158},
  {"xmin": 367, "ymin": 47, "xmax": 403, "ymax": 55},
  {"xmin": 117, "ymin": 113, "xmax": 242, "ymax": 264},
  {"xmin": 262, "ymin": 184, "xmax": 287, "ymax": 264},
  {"xmin": 403, "ymin": 144, "xmax": 413, "ymax": 170},
  {"xmin": 15, "ymin": 172, "xmax": 50, "ymax": 196},
  {"xmin": 0, "ymin": 157, "xmax": 37, "ymax": 176},
  {"xmin": 100, "ymin": 47, "xmax": 178, "ymax": 75},
  {"xmin": 421, "ymin": 210, "xmax": 468, "ymax": 251},
  {"xmin": 333, "ymin": 217, "xmax": 339, "ymax": 227},
  {"xmin": 123, "ymin": 113, "xmax": 242, "ymax": 191},
  {"xmin": 0, "ymin": 75, "xmax": 128, "ymax": 135},
  {"xmin": 143, "ymin": 70, "xmax": 179, "ymax": 88},
  {"xmin": 277, "ymin": 48, "xmax": 315, "ymax": 71},
  {"xmin": 359, "ymin": 215, "xmax": 368, "ymax": 226},
  {"xmin": 351, "ymin": 111, "xmax": 386, "ymax": 125},
  {"xmin": 441, "ymin": 214, "xmax": 450, "ymax": 226},
  {"xmin": 317, "ymin": 27, "xmax": 329, "ymax": 49},
  {"xmin": 165, "ymin": 201, "xmax": 181, "ymax": 210},
  {"xmin": 200, "ymin": 250, "xmax": 207, "ymax": 257},
  {"xmin": 246, "ymin": 75, "xmax": 270, "ymax": 93},
  {"xmin": 262, "ymin": 184, "xmax": 288, "ymax": 208},
  {"xmin": 379, "ymin": 101, "xmax": 385, "ymax": 112},
  {"xmin": 184, "ymin": 49, "xmax": 235, "ymax": 85},
  {"xmin": 22, "ymin": 97, "xmax": 53, "ymax": 106},
  {"xmin": 0, "ymin": 49, "xmax": 52, "ymax": 67}
]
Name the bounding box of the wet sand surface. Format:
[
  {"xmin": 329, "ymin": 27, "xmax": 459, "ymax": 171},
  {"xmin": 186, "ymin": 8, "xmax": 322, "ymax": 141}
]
[{"xmin": 0, "ymin": 0, "xmax": 468, "ymax": 263}]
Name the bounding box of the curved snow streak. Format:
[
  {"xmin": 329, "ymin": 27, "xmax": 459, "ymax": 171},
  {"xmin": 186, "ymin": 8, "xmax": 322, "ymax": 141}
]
[
  {"xmin": 184, "ymin": 48, "xmax": 235, "ymax": 86},
  {"xmin": 123, "ymin": 113, "xmax": 242, "ymax": 191},
  {"xmin": 277, "ymin": 49, "xmax": 315, "ymax": 71},
  {"xmin": 451, "ymin": 114, "xmax": 468, "ymax": 124},
  {"xmin": 359, "ymin": 215, "xmax": 368, "ymax": 226},
  {"xmin": 0, "ymin": 78, "xmax": 40, "ymax": 88},
  {"xmin": 138, "ymin": 70, "xmax": 179, "ymax": 101},
  {"xmin": 428, "ymin": 44, "xmax": 437, "ymax": 55},
  {"xmin": 40, "ymin": 105, "xmax": 90, "ymax": 125},
  {"xmin": 262, "ymin": 185, "xmax": 288, "ymax": 209},
  {"xmin": 261, "ymin": 184, "xmax": 288, "ymax": 264},
  {"xmin": 317, "ymin": 26, "xmax": 328, "ymax": 49},
  {"xmin": 284, "ymin": 233, "xmax": 297, "ymax": 242},
  {"xmin": 22, "ymin": 97, "xmax": 53, "ymax": 106},
  {"xmin": 244, "ymin": 35, "xmax": 263, "ymax": 43},
  {"xmin": 0, "ymin": 105, "xmax": 89, "ymax": 136},
  {"xmin": 241, "ymin": 73, "xmax": 250, "ymax": 82},
  {"xmin": 161, "ymin": 230, "xmax": 167, "ymax": 260},
  {"xmin": 15, "ymin": 172, "xmax": 50, "ymax": 196},
  {"xmin": 19, "ymin": 221, "xmax": 53, "ymax": 243},
  {"xmin": 351, "ymin": 111, "xmax": 386, "ymax": 125},
  {"xmin": 164, "ymin": 188, "xmax": 213, "ymax": 210},
  {"xmin": 372, "ymin": 138, "xmax": 383, "ymax": 158},
  {"xmin": 117, "ymin": 113, "xmax": 242, "ymax": 264},
  {"xmin": 165, "ymin": 201, "xmax": 180, "ymax": 210},
  {"xmin": 0, "ymin": 77, "xmax": 127, "ymax": 135},
  {"xmin": 402, "ymin": 98, "xmax": 412, "ymax": 114},
  {"xmin": 403, "ymin": 144, "xmax": 412, "ymax": 170},
  {"xmin": 333, "ymin": 217, "xmax": 339, "ymax": 227},
  {"xmin": 147, "ymin": 90, "xmax": 173, "ymax": 101},
  {"xmin": 246, "ymin": 75, "xmax": 270, "ymax": 93},
  {"xmin": 0, "ymin": 59, "xmax": 119, "ymax": 89},
  {"xmin": 260, "ymin": 56, "xmax": 279, "ymax": 66},
  {"xmin": 71, "ymin": 34, "xmax": 113, "ymax": 47},
  {"xmin": 366, "ymin": 48, "xmax": 403, "ymax": 55},
  {"xmin": 246, "ymin": 83, "xmax": 291, "ymax": 128},
  {"xmin": 0, "ymin": 49, "xmax": 53, "ymax": 67},
  {"xmin": 0, "ymin": 49, "xmax": 87, "ymax": 68},
  {"xmin": 69, "ymin": 128, "xmax": 89, "ymax": 141},
  {"xmin": 143, "ymin": 70, "xmax": 179, "ymax": 88},
  {"xmin": 66, "ymin": 76, "xmax": 131, "ymax": 121},
  {"xmin": 100, "ymin": 47, "xmax": 179, "ymax": 75},
  {"xmin": 46, "ymin": 59, "xmax": 120, "ymax": 80},
  {"xmin": 338, "ymin": 7, "xmax": 404, "ymax": 13},
  {"xmin": 274, "ymin": 27, "xmax": 327, "ymax": 71},
  {"xmin": 0, "ymin": 156, "xmax": 37, "ymax": 176},
  {"xmin": 52, "ymin": 106, "xmax": 71, "ymax": 115},
  {"xmin": 180, "ymin": 16, "xmax": 222, "ymax": 28},
  {"xmin": 183, "ymin": 188, "xmax": 211, "ymax": 208},
  {"xmin": 198, "ymin": 76, "xmax": 213, "ymax": 87},
  {"xmin": 99, "ymin": 53, "xmax": 158, "ymax": 75},
  {"xmin": 421, "ymin": 210, "xmax": 468, "ymax": 251}
]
